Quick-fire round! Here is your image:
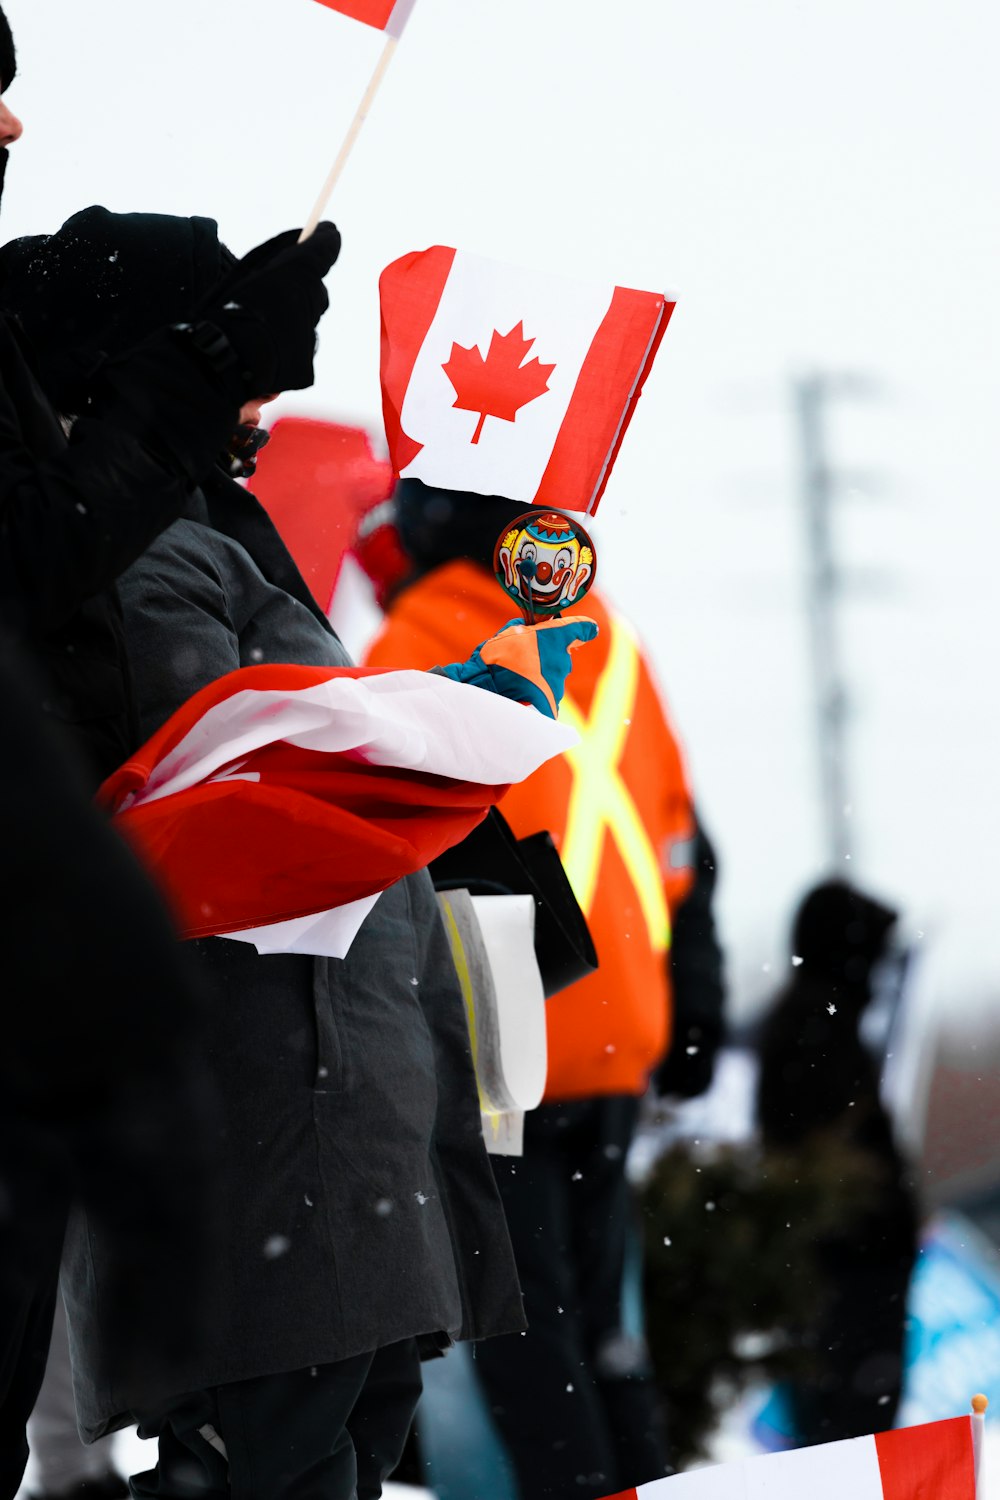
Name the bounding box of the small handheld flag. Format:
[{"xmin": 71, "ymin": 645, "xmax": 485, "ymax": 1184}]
[
  {"xmin": 301, "ymin": 0, "xmax": 417, "ymax": 238},
  {"xmin": 311, "ymin": 0, "xmax": 415, "ymax": 35},
  {"xmin": 380, "ymin": 246, "xmax": 674, "ymax": 515}
]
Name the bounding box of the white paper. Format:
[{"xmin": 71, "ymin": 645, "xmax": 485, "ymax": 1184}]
[{"xmin": 470, "ymin": 894, "xmax": 547, "ymax": 1113}]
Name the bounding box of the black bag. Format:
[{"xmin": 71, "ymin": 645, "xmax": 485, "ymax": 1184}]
[{"xmin": 429, "ymin": 808, "xmax": 598, "ymax": 999}]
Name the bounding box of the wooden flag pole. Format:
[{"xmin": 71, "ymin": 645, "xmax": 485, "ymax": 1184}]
[
  {"xmin": 299, "ymin": 34, "xmax": 398, "ymax": 242},
  {"xmin": 972, "ymin": 1393, "xmax": 988, "ymax": 1500}
]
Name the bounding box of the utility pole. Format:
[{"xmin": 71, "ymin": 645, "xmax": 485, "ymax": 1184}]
[{"xmin": 793, "ymin": 372, "xmax": 869, "ymax": 872}]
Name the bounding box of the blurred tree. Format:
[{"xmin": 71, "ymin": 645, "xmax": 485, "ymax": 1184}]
[{"xmin": 640, "ymin": 1137, "xmax": 882, "ymax": 1468}]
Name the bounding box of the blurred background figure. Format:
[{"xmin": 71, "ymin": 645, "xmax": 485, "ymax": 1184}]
[
  {"xmin": 25, "ymin": 1302, "xmax": 125, "ymax": 1500},
  {"xmin": 361, "ymin": 479, "xmax": 727, "ymax": 1500},
  {"xmin": 754, "ymin": 878, "xmax": 920, "ymax": 1444}
]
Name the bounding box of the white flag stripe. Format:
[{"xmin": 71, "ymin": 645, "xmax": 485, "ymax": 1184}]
[
  {"xmin": 399, "ymin": 249, "xmax": 616, "ymax": 497},
  {"xmin": 227, "ymin": 892, "xmax": 382, "ymax": 960},
  {"xmin": 125, "ymin": 671, "xmax": 578, "ymax": 811},
  {"xmin": 635, "ymin": 1433, "xmax": 883, "ymax": 1500}
]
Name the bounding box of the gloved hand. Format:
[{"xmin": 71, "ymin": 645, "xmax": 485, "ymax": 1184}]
[
  {"xmin": 653, "ymin": 1020, "xmax": 723, "ymax": 1100},
  {"xmin": 204, "ymin": 222, "xmax": 342, "ymax": 395},
  {"xmin": 438, "ymin": 616, "xmax": 598, "ymax": 718},
  {"xmin": 88, "ymin": 225, "xmax": 341, "ymax": 484}
]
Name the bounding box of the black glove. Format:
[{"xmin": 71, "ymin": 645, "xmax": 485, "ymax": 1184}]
[
  {"xmin": 653, "ymin": 1020, "xmax": 722, "ymax": 1100},
  {"xmin": 203, "ymin": 222, "xmax": 342, "ymax": 395}
]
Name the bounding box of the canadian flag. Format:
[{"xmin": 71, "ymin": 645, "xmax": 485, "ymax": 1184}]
[
  {"xmin": 379, "ymin": 246, "xmax": 675, "ymax": 516},
  {"xmin": 311, "ymin": 0, "xmax": 415, "ymax": 36},
  {"xmin": 603, "ymin": 1416, "xmax": 977, "ymax": 1500},
  {"xmin": 98, "ymin": 663, "xmax": 576, "ymax": 960}
]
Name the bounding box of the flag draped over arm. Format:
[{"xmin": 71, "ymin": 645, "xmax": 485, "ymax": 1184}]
[{"xmin": 99, "ymin": 663, "xmax": 577, "ymax": 958}]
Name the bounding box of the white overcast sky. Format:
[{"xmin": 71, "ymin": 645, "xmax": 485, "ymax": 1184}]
[{"xmin": 5, "ymin": 0, "xmax": 999, "ymax": 1019}]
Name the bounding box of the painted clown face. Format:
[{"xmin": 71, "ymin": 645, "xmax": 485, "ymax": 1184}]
[{"xmin": 494, "ymin": 510, "xmax": 596, "ymax": 619}]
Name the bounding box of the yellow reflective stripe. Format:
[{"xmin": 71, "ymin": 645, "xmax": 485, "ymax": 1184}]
[
  {"xmin": 438, "ymin": 895, "xmax": 501, "ymax": 1137},
  {"xmin": 560, "ymin": 615, "xmax": 671, "ymax": 954}
]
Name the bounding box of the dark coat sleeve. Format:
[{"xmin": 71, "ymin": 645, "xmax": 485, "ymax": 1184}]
[
  {"xmin": 0, "ymin": 326, "xmax": 240, "ymax": 637},
  {"xmin": 115, "ymin": 525, "xmax": 241, "ymax": 740},
  {"xmin": 654, "ymin": 814, "xmax": 727, "ymax": 1099}
]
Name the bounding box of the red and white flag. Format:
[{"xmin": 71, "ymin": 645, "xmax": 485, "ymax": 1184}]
[
  {"xmin": 380, "ymin": 246, "xmax": 675, "ymax": 516},
  {"xmin": 99, "ymin": 663, "xmax": 576, "ymax": 959},
  {"xmin": 311, "ymin": 0, "xmax": 415, "ymax": 37},
  {"xmin": 603, "ymin": 1416, "xmax": 976, "ymax": 1500}
]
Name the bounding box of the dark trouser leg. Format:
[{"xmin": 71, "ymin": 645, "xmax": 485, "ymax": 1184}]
[
  {"xmin": 130, "ymin": 1340, "xmax": 422, "ymax": 1500},
  {"xmin": 347, "ymin": 1338, "xmax": 422, "ymax": 1500},
  {"xmin": 131, "ymin": 1353, "xmax": 375, "ymax": 1500},
  {"xmin": 474, "ymin": 1097, "xmax": 666, "ymax": 1500}
]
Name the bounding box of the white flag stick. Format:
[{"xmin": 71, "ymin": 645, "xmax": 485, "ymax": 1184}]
[
  {"xmin": 973, "ymin": 1393, "xmax": 988, "ymax": 1500},
  {"xmin": 299, "ymin": 34, "xmax": 398, "ymax": 242}
]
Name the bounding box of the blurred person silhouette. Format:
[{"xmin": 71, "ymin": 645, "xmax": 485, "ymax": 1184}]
[
  {"xmin": 755, "ymin": 878, "xmax": 920, "ymax": 1444},
  {"xmin": 25, "ymin": 1298, "xmax": 125, "ymax": 1499},
  {"xmin": 0, "ymin": 14, "xmax": 341, "ymax": 1491},
  {"xmin": 5, "ymin": 210, "xmax": 601, "ymax": 1500},
  {"xmin": 361, "ymin": 479, "xmax": 727, "ymax": 1500},
  {"xmin": 0, "ymin": 637, "xmax": 220, "ymax": 1500}
]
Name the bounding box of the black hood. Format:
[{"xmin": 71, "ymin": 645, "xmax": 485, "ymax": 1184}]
[
  {"xmin": 0, "ymin": 6, "xmax": 15, "ymax": 94},
  {"xmin": 0, "ymin": 3, "xmax": 17, "ymax": 225},
  {"xmin": 791, "ymin": 880, "xmax": 898, "ymax": 994},
  {"xmin": 394, "ymin": 477, "xmax": 528, "ymax": 576},
  {"xmin": 0, "ymin": 205, "xmax": 234, "ymax": 412}
]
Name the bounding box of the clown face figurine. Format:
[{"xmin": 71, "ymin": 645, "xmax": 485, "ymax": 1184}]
[{"xmin": 494, "ymin": 510, "xmax": 596, "ymax": 622}]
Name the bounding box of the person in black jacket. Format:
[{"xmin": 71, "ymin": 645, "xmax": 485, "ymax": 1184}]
[
  {"xmin": 0, "ymin": 10, "xmax": 341, "ymax": 1495},
  {"xmin": 755, "ymin": 879, "xmax": 919, "ymax": 1444},
  {"xmin": 2, "ymin": 205, "xmax": 543, "ymax": 1500},
  {"xmin": 0, "ymin": 198, "xmax": 342, "ymax": 785}
]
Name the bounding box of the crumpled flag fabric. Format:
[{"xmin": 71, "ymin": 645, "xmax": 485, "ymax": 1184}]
[{"xmin": 99, "ymin": 663, "xmax": 577, "ymax": 955}]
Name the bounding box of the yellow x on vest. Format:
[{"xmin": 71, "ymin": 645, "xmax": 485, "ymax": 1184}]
[{"xmin": 559, "ymin": 615, "xmax": 671, "ymax": 954}]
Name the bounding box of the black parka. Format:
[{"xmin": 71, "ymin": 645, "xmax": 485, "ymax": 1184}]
[{"xmin": 63, "ymin": 472, "xmax": 525, "ymax": 1440}]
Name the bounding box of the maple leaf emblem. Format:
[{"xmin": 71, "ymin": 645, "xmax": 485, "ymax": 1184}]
[{"xmin": 442, "ymin": 322, "xmax": 556, "ymax": 445}]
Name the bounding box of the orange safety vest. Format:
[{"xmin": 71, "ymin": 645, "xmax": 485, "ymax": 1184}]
[{"xmin": 364, "ymin": 560, "xmax": 695, "ymax": 1099}]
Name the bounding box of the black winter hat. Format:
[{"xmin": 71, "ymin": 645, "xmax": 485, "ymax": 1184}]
[
  {"xmin": 395, "ymin": 477, "xmax": 527, "ymax": 576},
  {"xmin": 0, "ymin": 6, "xmax": 15, "ymax": 92},
  {"xmin": 0, "ymin": 204, "xmax": 235, "ymax": 412},
  {"xmin": 792, "ymin": 879, "xmax": 898, "ymax": 993}
]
